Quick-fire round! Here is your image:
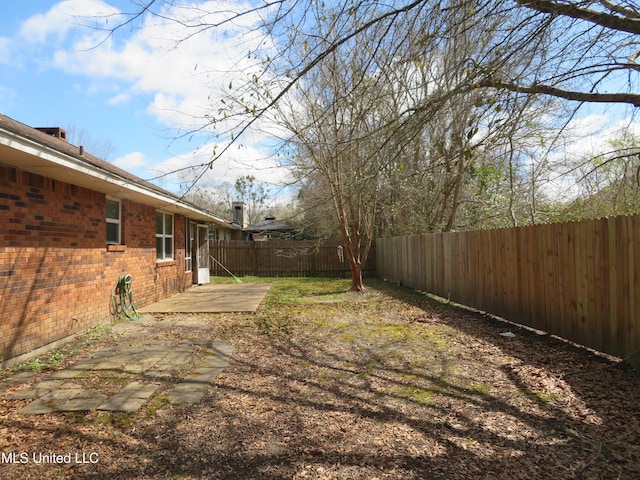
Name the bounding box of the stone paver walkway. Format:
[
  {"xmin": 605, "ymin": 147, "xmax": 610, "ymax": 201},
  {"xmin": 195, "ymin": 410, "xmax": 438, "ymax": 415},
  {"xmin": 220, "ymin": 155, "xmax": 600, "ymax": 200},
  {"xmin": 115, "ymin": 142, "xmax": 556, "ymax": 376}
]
[{"xmin": 5, "ymin": 339, "xmax": 234, "ymax": 414}]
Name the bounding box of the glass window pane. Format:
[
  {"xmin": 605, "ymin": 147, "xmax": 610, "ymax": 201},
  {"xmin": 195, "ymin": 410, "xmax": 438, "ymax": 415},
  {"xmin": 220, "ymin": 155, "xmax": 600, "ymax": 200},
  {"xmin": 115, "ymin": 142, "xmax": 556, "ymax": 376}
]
[
  {"xmin": 165, "ymin": 214, "xmax": 173, "ymax": 235},
  {"xmin": 156, "ymin": 212, "xmax": 163, "ymax": 234},
  {"xmin": 165, "ymin": 238, "xmax": 173, "ymax": 258},
  {"xmin": 106, "ymin": 223, "xmax": 119, "ymax": 243},
  {"xmin": 106, "ymin": 199, "xmax": 119, "ymax": 220},
  {"xmin": 156, "ymin": 237, "xmax": 163, "ymax": 260}
]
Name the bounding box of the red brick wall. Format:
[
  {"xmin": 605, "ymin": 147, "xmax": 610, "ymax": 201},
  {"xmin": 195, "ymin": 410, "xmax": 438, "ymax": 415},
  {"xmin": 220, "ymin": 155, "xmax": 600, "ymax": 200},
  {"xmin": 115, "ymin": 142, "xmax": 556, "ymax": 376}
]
[{"xmin": 0, "ymin": 165, "xmax": 192, "ymax": 364}]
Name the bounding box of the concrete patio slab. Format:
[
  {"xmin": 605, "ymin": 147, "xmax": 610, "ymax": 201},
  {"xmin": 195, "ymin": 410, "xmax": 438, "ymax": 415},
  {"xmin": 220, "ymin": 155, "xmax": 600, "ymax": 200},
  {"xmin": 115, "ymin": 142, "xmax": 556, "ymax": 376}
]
[
  {"xmin": 18, "ymin": 386, "xmax": 85, "ymax": 414},
  {"xmin": 182, "ymin": 367, "xmax": 225, "ymax": 385},
  {"xmin": 1, "ymin": 371, "xmax": 36, "ymax": 388},
  {"xmin": 138, "ymin": 283, "xmax": 272, "ymax": 313},
  {"xmin": 166, "ymin": 384, "xmax": 206, "ymax": 404},
  {"xmin": 58, "ymin": 391, "xmax": 109, "ymax": 412},
  {"xmin": 97, "ymin": 382, "xmax": 160, "ymax": 412},
  {"xmin": 9, "ymin": 380, "xmax": 66, "ymax": 399}
]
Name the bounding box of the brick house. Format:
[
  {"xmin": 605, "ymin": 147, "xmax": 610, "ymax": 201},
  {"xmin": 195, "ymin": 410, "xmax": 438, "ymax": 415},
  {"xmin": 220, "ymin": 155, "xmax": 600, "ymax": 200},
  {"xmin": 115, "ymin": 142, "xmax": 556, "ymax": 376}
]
[{"xmin": 0, "ymin": 114, "xmax": 237, "ymax": 366}]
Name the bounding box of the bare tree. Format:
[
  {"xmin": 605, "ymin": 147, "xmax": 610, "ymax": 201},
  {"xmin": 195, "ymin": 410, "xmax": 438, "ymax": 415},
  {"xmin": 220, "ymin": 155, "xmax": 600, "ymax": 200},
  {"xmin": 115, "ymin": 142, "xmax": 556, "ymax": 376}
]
[
  {"xmin": 270, "ymin": 5, "xmax": 409, "ymax": 290},
  {"xmin": 180, "ymin": 179, "xmax": 234, "ymax": 218},
  {"xmin": 110, "ymin": 1, "xmax": 640, "ymax": 119},
  {"xmin": 233, "ymin": 175, "xmax": 271, "ymax": 225},
  {"xmin": 563, "ymin": 130, "xmax": 640, "ymax": 218},
  {"xmin": 65, "ymin": 125, "xmax": 116, "ymax": 161},
  {"xmin": 99, "ymin": 0, "xmax": 640, "ymax": 235}
]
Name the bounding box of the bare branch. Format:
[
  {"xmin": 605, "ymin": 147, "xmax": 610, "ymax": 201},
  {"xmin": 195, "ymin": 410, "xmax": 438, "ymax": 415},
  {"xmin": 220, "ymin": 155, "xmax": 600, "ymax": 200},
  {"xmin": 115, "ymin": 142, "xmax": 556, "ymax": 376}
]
[
  {"xmin": 477, "ymin": 78, "xmax": 640, "ymax": 106},
  {"xmin": 517, "ymin": 0, "xmax": 640, "ymax": 34}
]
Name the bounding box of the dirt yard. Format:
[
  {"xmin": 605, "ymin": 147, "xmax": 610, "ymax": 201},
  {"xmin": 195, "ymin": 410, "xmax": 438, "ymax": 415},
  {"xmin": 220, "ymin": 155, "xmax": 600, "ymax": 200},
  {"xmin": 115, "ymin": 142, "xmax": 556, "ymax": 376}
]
[{"xmin": 1, "ymin": 277, "xmax": 639, "ymax": 479}]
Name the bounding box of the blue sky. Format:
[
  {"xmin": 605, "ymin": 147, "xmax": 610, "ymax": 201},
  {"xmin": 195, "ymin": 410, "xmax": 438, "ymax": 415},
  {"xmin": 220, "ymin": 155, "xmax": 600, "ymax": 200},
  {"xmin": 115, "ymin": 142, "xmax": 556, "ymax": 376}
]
[
  {"xmin": 2, "ymin": 1, "xmax": 638, "ymax": 202},
  {"xmin": 0, "ymin": 0, "xmax": 288, "ymax": 194}
]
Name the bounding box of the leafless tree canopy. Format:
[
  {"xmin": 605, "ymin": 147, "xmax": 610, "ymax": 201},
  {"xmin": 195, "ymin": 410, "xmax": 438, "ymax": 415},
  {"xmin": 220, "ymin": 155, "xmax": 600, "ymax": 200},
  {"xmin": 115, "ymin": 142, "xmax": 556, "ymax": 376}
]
[
  {"xmin": 115, "ymin": 0, "xmax": 640, "ymax": 128},
  {"xmin": 107, "ymin": 0, "xmax": 640, "ymax": 290}
]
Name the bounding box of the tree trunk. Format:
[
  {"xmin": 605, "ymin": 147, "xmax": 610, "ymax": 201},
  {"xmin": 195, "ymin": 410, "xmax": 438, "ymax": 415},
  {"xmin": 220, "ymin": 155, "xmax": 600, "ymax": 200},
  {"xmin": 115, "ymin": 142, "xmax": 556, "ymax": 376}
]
[
  {"xmin": 348, "ymin": 258, "xmax": 364, "ymax": 292},
  {"xmin": 335, "ymin": 203, "xmax": 367, "ymax": 292}
]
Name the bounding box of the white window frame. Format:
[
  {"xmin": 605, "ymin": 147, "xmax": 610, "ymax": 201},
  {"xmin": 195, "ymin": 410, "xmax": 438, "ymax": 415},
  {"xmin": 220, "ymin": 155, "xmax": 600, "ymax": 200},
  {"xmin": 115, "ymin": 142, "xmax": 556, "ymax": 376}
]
[
  {"xmin": 156, "ymin": 211, "xmax": 174, "ymax": 261},
  {"xmin": 185, "ymin": 219, "xmax": 194, "ymax": 272},
  {"xmin": 106, "ymin": 197, "xmax": 121, "ymax": 245}
]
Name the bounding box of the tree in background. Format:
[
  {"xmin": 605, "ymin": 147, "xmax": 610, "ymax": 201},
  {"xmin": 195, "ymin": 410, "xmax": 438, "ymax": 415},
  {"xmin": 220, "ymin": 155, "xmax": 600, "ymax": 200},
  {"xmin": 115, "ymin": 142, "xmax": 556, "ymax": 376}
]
[
  {"xmin": 371, "ymin": 3, "xmax": 564, "ymax": 236},
  {"xmin": 233, "ymin": 175, "xmax": 271, "ymax": 225},
  {"xmin": 110, "ymin": 0, "xmax": 640, "ymax": 108},
  {"xmin": 179, "ymin": 174, "xmax": 276, "ymax": 225},
  {"xmin": 180, "ymin": 180, "xmax": 234, "ymax": 219},
  {"xmin": 65, "ymin": 125, "xmax": 116, "ymax": 161},
  {"xmin": 561, "ymin": 131, "xmax": 640, "ymax": 219}
]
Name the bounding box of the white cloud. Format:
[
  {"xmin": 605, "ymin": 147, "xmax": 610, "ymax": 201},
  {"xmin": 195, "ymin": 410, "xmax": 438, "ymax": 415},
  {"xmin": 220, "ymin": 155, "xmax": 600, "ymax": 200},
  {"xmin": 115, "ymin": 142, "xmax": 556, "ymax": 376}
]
[
  {"xmin": 12, "ymin": 0, "xmax": 287, "ymax": 188},
  {"xmin": 18, "ymin": 0, "xmax": 120, "ymax": 45},
  {"xmin": 43, "ymin": 0, "xmax": 273, "ymax": 134},
  {"xmin": 538, "ymin": 113, "xmax": 640, "ymax": 199},
  {"xmin": 108, "ymin": 92, "xmax": 131, "ymax": 105},
  {"xmin": 151, "ymin": 140, "xmax": 292, "ymax": 190},
  {"xmin": 112, "ymin": 151, "xmax": 147, "ymax": 169}
]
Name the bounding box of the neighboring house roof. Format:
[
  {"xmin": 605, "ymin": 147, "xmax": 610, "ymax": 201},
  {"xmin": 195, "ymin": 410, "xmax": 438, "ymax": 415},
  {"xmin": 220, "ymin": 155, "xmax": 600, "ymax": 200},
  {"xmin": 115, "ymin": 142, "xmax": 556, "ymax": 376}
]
[
  {"xmin": 0, "ymin": 113, "xmax": 232, "ymax": 226},
  {"xmin": 244, "ymin": 215, "xmax": 294, "ymax": 234}
]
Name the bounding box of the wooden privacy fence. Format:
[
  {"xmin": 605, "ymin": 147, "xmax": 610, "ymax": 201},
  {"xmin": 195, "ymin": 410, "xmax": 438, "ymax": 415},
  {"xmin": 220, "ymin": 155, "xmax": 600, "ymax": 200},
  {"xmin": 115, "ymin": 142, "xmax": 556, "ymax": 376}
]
[
  {"xmin": 210, "ymin": 240, "xmax": 376, "ymax": 278},
  {"xmin": 376, "ymin": 215, "xmax": 640, "ymax": 367}
]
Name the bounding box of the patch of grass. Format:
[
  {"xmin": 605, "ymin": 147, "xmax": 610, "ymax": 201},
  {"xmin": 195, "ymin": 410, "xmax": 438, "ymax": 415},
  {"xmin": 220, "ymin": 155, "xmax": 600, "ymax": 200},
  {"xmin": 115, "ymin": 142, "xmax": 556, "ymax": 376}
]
[
  {"xmin": 146, "ymin": 395, "xmax": 171, "ymax": 416},
  {"xmin": 14, "ymin": 358, "xmax": 47, "ymax": 373},
  {"xmin": 67, "ymin": 412, "xmax": 90, "ymax": 424},
  {"xmin": 46, "ymin": 350, "xmax": 65, "ymax": 369},
  {"xmin": 89, "ymin": 324, "xmax": 113, "ymax": 338},
  {"xmin": 356, "ymin": 361, "xmax": 378, "ymax": 378},
  {"xmin": 337, "ymin": 322, "xmax": 449, "ymax": 353},
  {"xmin": 254, "ymin": 315, "xmax": 294, "ymax": 336},
  {"xmin": 317, "ymin": 369, "xmax": 331, "ymax": 384},
  {"xmin": 385, "ymin": 385, "xmax": 435, "ymax": 406},
  {"xmin": 267, "ymin": 290, "xmax": 301, "ymax": 305},
  {"xmin": 12, "ymin": 346, "xmax": 80, "ymax": 373},
  {"xmin": 466, "ymin": 382, "xmax": 492, "ymax": 396},
  {"xmin": 94, "ymin": 412, "xmax": 136, "ymax": 428},
  {"xmin": 312, "ymin": 319, "xmax": 350, "ymax": 329},
  {"xmin": 83, "ymin": 324, "xmax": 114, "ymax": 346},
  {"xmin": 212, "ymin": 276, "xmax": 353, "ymax": 304},
  {"xmin": 524, "ymin": 389, "xmax": 561, "ymax": 403}
]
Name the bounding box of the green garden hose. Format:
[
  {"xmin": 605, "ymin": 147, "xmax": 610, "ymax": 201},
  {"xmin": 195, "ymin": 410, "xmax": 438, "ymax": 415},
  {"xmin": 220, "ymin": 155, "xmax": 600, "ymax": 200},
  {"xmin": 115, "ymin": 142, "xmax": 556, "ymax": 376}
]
[{"xmin": 110, "ymin": 274, "xmax": 140, "ymax": 320}]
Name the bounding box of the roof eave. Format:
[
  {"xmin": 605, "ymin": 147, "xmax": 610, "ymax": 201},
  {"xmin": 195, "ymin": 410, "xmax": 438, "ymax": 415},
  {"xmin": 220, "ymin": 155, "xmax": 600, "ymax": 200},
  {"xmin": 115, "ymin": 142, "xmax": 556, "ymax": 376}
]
[{"xmin": 0, "ymin": 124, "xmax": 226, "ymax": 225}]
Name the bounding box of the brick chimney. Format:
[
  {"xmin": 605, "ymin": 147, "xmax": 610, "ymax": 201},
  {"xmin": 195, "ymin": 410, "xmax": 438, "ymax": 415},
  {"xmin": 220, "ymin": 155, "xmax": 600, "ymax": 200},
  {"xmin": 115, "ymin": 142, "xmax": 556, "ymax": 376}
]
[
  {"xmin": 232, "ymin": 201, "xmax": 249, "ymax": 228},
  {"xmin": 35, "ymin": 127, "xmax": 67, "ymax": 141}
]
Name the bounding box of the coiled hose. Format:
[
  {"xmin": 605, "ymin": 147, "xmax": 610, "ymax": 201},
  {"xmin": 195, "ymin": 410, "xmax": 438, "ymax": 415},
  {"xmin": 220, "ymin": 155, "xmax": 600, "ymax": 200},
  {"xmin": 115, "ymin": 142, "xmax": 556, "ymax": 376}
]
[{"xmin": 110, "ymin": 274, "xmax": 140, "ymax": 320}]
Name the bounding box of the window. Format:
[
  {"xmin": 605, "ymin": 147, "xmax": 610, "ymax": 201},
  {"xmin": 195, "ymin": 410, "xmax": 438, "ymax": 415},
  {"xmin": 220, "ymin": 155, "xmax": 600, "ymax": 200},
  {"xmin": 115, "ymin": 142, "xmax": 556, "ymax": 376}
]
[
  {"xmin": 208, "ymin": 227, "xmax": 219, "ymax": 243},
  {"xmin": 156, "ymin": 211, "xmax": 173, "ymax": 261},
  {"xmin": 106, "ymin": 198, "xmax": 121, "ymax": 244}
]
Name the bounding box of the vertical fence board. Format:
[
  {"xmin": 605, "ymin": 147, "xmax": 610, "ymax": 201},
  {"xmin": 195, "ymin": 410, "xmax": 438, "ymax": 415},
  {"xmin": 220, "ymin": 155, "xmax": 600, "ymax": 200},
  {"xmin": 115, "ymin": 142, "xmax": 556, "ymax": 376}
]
[
  {"xmin": 210, "ymin": 240, "xmax": 374, "ymax": 278},
  {"xmin": 376, "ymin": 213, "xmax": 640, "ymax": 368},
  {"xmin": 630, "ymin": 217, "xmax": 640, "ymax": 358}
]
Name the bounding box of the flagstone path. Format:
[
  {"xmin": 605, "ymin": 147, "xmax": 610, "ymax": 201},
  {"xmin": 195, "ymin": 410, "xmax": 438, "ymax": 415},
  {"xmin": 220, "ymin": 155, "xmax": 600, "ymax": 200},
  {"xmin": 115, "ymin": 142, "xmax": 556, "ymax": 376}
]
[{"xmin": 6, "ymin": 339, "xmax": 234, "ymax": 414}]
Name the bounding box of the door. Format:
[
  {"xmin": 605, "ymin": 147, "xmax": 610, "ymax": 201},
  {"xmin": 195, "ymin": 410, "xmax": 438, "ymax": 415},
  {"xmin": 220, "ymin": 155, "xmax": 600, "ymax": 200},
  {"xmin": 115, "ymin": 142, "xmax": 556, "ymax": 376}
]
[
  {"xmin": 186, "ymin": 220, "xmax": 197, "ymax": 285},
  {"xmin": 196, "ymin": 224, "xmax": 210, "ymax": 284}
]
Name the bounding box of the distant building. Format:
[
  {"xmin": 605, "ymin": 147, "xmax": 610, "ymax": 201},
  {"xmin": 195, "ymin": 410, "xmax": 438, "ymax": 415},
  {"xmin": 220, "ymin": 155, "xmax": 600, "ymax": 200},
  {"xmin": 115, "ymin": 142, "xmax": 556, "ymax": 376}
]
[{"xmin": 244, "ymin": 214, "xmax": 295, "ymax": 241}]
